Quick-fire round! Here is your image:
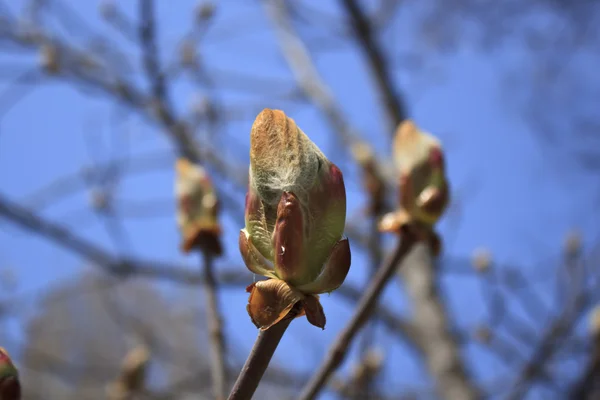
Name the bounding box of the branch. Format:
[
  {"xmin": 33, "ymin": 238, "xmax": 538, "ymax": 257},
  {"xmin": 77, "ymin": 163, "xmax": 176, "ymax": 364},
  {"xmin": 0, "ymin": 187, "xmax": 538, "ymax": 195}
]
[
  {"xmin": 340, "ymin": 0, "xmax": 408, "ymax": 131},
  {"xmin": 298, "ymin": 237, "xmax": 415, "ymax": 400},
  {"xmin": 139, "ymin": 0, "xmax": 167, "ymax": 101},
  {"xmin": 263, "ymin": 0, "xmax": 361, "ymax": 149},
  {"xmin": 567, "ymin": 335, "xmax": 600, "ymax": 399},
  {"xmin": 0, "ymin": 192, "xmax": 229, "ymax": 285},
  {"xmin": 398, "ymin": 245, "xmax": 481, "ymax": 400},
  {"xmin": 227, "ymin": 303, "xmax": 303, "ymax": 400},
  {"xmin": 201, "ymin": 252, "xmax": 228, "ymax": 400},
  {"xmin": 506, "ymin": 291, "xmax": 589, "ymax": 399}
]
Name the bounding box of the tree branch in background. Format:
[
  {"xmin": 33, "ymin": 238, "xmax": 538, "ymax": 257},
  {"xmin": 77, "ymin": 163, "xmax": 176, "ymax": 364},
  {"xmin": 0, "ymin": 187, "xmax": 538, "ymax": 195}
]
[
  {"xmin": 139, "ymin": 0, "xmax": 167, "ymax": 101},
  {"xmin": 298, "ymin": 237, "xmax": 415, "ymax": 400},
  {"xmin": 340, "ymin": 0, "xmax": 408, "ymax": 131},
  {"xmin": 398, "ymin": 245, "xmax": 482, "ymax": 400},
  {"xmin": 0, "ymin": 192, "xmax": 205, "ymax": 285},
  {"xmin": 201, "ymin": 252, "xmax": 228, "ymax": 400}
]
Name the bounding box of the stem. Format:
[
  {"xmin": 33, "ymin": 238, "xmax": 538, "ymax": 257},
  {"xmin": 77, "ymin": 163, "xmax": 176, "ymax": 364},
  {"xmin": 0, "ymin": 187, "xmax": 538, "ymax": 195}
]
[
  {"xmin": 228, "ymin": 304, "xmax": 302, "ymax": 400},
  {"xmin": 298, "ymin": 237, "xmax": 415, "ymax": 400},
  {"xmin": 202, "ymin": 251, "xmax": 228, "ymax": 400}
]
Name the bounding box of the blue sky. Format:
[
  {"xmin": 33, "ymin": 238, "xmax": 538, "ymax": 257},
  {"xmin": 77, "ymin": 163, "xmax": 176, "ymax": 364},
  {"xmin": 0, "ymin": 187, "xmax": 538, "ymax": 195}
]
[{"xmin": 0, "ymin": 1, "xmax": 598, "ymax": 399}]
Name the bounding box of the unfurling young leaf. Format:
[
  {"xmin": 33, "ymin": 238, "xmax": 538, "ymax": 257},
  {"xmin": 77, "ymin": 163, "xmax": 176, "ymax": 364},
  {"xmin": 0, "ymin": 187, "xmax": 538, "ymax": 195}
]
[{"xmin": 240, "ymin": 109, "xmax": 351, "ymax": 330}]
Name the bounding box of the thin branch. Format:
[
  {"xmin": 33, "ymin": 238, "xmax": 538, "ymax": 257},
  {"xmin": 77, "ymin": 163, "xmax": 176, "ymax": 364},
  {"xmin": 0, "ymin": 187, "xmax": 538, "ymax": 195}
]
[
  {"xmin": 0, "ymin": 192, "xmax": 224, "ymax": 285},
  {"xmin": 201, "ymin": 251, "xmax": 228, "ymax": 400},
  {"xmin": 298, "ymin": 237, "xmax": 415, "ymax": 400},
  {"xmin": 228, "ymin": 303, "xmax": 303, "ymax": 400},
  {"xmin": 398, "ymin": 245, "xmax": 482, "ymax": 400},
  {"xmin": 567, "ymin": 335, "xmax": 600, "ymax": 399},
  {"xmin": 506, "ymin": 290, "xmax": 589, "ymax": 399},
  {"xmin": 340, "ymin": 0, "xmax": 408, "ymax": 131},
  {"xmin": 139, "ymin": 0, "xmax": 166, "ymax": 100},
  {"xmin": 263, "ymin": 0, "xmax": 361, "ymax": 149}
]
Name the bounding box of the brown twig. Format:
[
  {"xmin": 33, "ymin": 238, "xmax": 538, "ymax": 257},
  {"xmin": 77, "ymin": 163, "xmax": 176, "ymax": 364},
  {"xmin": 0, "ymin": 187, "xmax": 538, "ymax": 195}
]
[
  {"xmin": 227, "ymin": 303, "xmax": 303, "ymax": 400},
  {"xmin": 201, "ymin": 251, "xmax": 228, "ymax": 400},
  {"xmin": 298, "ymin": 237, "xmax": 415, "ymax": 400}
]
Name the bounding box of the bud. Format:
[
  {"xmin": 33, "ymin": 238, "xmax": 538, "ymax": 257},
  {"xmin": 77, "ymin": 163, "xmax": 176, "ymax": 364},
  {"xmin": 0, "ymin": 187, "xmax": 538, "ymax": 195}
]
[
  {"xmin": 0, "ymin": 347, "xmax": 21, "ymax": 400},
  {"xmin": 99, "ymin": 0, "xmax": 116, "ymax": 20},
  {"xmin": 40, "ymin": 43, "xmax": 60, "ymax": 74},
  {"xmin": 351, "ymin": 142, "xmax": 386, "ymax": 216},
  {"xmin": 240, "ymin": 109, "xmax": 351, "ymax": 330},
  {"xmin": 564, "ymin": 230, "xmax": 582, "ymax": 259},
  {"xmin": 107, "ymin": 345, "xmax": 150, "ymax": 400},
  {"xmin": 195, "ymin": 2, "xmax": 215, "ymax": 22},
  {"xmin": 379, "ymin": 120, "xmax": 450, "ymax": 255},
  {"xmin": 589, "ymin": 306, "xmax": 600, "ymax": 338},
  {"xmin": 176, "ymin": 159, "xmax": 222, "ymax": 255},
  {"xmin": 89, "ymin": 188, "xmax": 110, "ymax": 211},
  {"xmin": 471, "ymin": 248, "xmax": 492, "ymax": 273},
  {"xmin": 180, "ymin": 39, "xmax": 198, "ymax": 68},
  {"xmin": 473, "ymin": 325, "xmax": 492, "ymax": 344}
]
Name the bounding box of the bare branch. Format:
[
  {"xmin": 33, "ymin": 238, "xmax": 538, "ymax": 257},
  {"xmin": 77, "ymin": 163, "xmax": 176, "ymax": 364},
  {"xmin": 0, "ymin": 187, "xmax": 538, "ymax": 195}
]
[
  {"xmin": 340, "ymin": 0, "xmax": 408, "ymax": 132},
  {"xmin": 228, "ymin": 303, "xmax": 303, "ymax": 400},
  {"xmin": 0, "ymin": 192, "xmax": 210, "ymax": 285},
  {"xmin": 201, "ymin": 252, "xmax": 228, "ymax": 400},
  {"xmin": 399, "ymin": 245, "xmax": 482, "ymax": 400},
  {"xmin": 298, "ymin": 237, "xmax": 415, "ymax": 400}
]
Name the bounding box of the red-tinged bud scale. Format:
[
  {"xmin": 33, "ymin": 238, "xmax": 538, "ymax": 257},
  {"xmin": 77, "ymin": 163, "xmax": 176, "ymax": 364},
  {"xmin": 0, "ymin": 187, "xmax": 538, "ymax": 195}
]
[{"xmin": 240, "ymin": 109, "xmax": 351, "ymax": 330}]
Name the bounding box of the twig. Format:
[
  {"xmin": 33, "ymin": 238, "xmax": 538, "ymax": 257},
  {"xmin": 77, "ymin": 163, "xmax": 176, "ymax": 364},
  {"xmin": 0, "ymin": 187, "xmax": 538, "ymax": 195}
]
[
  {"xmin": 506, "ymin": 245, "xmax": 591, "ymax": 400},
  {"xmin": 228, "ymin": 303, "xmax": 303, "ymax": 400},
  {"xmin": 506, "ymin": 291, "xmax": 589, "ymax": 400},
  {"xmin": 0, "ymin": 192, "xmax": 232, "ymax": 286},
  {"xmin": 340, "ymin": 0, "xmax": 407, "ymax": 132},
  {"xmin": 139, "ymin": 0, "xmax": 166, "ymax": 100},
  {"xmin": 567, "ymin": 335, "xmax": 600, "ymax": 399},
  {"xmin": 201, "ymin": 251, "xmax": 228, "ymax": 400},
  {"xmin": 298, "ymin": 237, "xmax": 415, "ymax": 400},
  {"xmin": 263, "ymin": 0, "xmax": 360, "ymax": 149}
]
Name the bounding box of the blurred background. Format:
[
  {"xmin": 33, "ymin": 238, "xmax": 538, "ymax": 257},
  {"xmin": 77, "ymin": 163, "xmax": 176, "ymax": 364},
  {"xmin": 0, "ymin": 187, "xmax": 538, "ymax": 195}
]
[{"xmin": 0, "ymin": 1, "xmax": 599, "ymax": 399}]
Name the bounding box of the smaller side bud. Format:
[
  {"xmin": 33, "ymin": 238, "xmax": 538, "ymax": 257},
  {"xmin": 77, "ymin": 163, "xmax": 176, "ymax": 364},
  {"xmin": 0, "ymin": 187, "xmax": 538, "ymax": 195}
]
[
  {"xmin": 40, "ymin": 43, "xmax": 60, "ymax": 74},
  {"xmin": 107, "ymin": 346, "xmax": 150, "ymax": 400},
  {"xmin": 179, "ymin": 39, "xmax": 198, "ymax": 68},
  {"xmin": 589, "ymin": 306, "xmax": 600, "ymax": 339},
  {"xmin": 473, "ymin": 324, "xmax": 492, "ymax": 345},
  {"xmin": 99, "ymin": 0, "xmax": 116, "ymax": 20},
  {"xmin": 564, "ymin": 229, "xmax": 582, "ymax": 259},
  {"xmin": 471, "ymin": 248, "xmax": 492, "ymax": 273},
  {"xmin": 175, "ymin": 159, "xmax": 223, "ymax": 255},
  {"xmin": 195, "ymin": 2, "xmax": 215, "ymax": 22}
]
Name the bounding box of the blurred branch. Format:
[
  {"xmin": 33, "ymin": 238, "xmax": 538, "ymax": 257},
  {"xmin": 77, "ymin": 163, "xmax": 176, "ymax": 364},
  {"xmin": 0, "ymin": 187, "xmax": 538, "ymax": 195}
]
[
  {"xmin": 398, "ymin": 245, "xmax": 481, "ymax": 400},
  {"xmin": 201, "ymin": 252, "xmax": 228, "ymax": 400},
  {"xmin": 340, "ymin": 0, "xmax": 407, "ymax": 132},
  {"xmin": 506, "ymin": 287, "xmax": 590, "ymax": 399},
  {"xmin": 0, "ymin": 192, "xmax": 214, "ymax": 285},
  {"xmin": 568, "ymin": 338, "xmax": 600, "ymax": 399},
  {"xmin": 263, "ymin": 0, "xmax": 361, "ymax": 150},
  {"xmin": 139, "ymin": 0, "xmax": 167, "ymax": 102},
  {"xmin": 298, "ymin": 237, "xmax": 415, "ymax": 400}
]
